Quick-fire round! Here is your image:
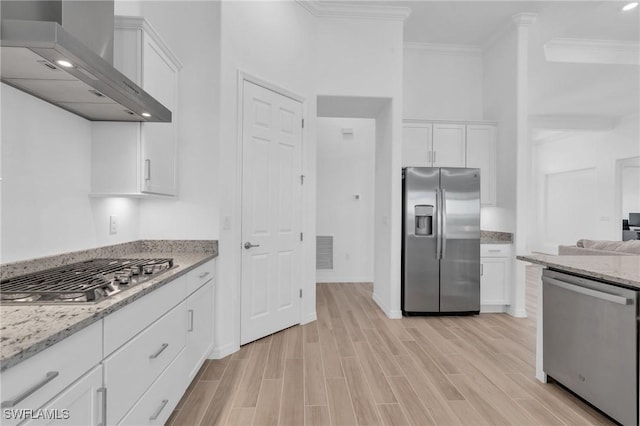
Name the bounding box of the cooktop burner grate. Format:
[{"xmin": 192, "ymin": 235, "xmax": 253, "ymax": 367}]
[{"xmin": 0, "ymin": 258, "xmax": 174, "ymax": 302}]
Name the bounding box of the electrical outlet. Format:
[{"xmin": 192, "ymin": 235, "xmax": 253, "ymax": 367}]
[{"xmin": 109, "ymin": 215, "xmax": 118, "ymax": 234}]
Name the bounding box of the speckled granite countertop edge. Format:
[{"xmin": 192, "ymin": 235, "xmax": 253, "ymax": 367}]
[
  {"xmin": 517, "ymin": 254, "xmax": 640, "ymax": 289},
  {"xmin": 0, "ymin": 241, "xmax": 218, "ymax": 371},
  {"xmin": 480, "ymin": 230, "xmax": 513, "ymax": 244}
]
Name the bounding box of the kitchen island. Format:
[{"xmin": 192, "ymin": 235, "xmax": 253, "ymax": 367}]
[{"xmin": 518, "ymin": 253, "xmax": 640, "ymax": 426}]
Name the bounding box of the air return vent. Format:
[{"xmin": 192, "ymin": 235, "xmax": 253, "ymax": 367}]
[{"xmin": 316, "ymin": 236, "xmax": 333, "ymax": 270}]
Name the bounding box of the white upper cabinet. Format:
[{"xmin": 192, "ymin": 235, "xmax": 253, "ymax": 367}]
[
  {"xmin": 402, "ymin": 119, "xmax": 497, "ymax": 206},
  {"xmin": 91, "ymin": 16, "xmax": 182, "ymax": 197},
  {"xmin": 466, "ymin": 124, "xmax": 497, "ymax": 206},
  {"xmin": 432, "ymin": 123, "xmax": 466, "ymax": 167},
  {"xmin": 402, "ymin": 122, "xmax": 432, "ymax": 167}
]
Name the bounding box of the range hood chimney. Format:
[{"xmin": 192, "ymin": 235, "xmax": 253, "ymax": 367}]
[{"xmin": 1, "ymin": 0, "xmax": 171, "ymax": 122}]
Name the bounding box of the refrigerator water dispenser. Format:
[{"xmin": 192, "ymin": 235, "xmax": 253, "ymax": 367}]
[{"xmin": 415, "ymin": 205, "xmax": 434, "ymax": 236}]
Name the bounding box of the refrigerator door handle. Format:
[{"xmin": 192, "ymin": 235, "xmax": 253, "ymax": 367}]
[
  {"xmin": 435, "ymin": 188, "xmax": 442, "ymax": 259},
  {"xmin": 441, "ymin": 189, "xmax": 447, "ymax": 259}
]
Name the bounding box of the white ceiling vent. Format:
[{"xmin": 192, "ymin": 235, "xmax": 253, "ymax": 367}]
[{"xmin": 316, "ymin": 236, "xmax": 334, "ymax": 270}]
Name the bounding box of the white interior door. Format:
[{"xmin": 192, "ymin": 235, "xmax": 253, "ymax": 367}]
[{"xmin": 241, "ymin": 80, "xmax": 303, "ymax": 345}]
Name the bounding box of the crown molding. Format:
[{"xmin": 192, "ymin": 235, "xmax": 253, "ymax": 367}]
[
  {"xmin": 482, "ymin": 12, "xmax": 538, "ymax": 51},
  {"xmin": 544, "ymin": 38, "xmax": 640, "ymax": 65},
  {"xmin": 404, "ymin": 42, "xmax": 482, "ymax": 56},
  {"xmin": 115, "ymin": 15, "xmax": 183, "ymax": 69},
  {"xmin": 530, "ymin": 114, "xmax": 617, "ymax": 131},
  {"xmin": 296, "ymin": 0, "xmax": 412, "ymax": 21},
  {"xmin": 512, "ymin": 12, "xmax": 538, "ymax": 27}
]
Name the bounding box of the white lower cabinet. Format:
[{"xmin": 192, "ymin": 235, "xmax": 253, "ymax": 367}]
[
  {"xmin": 0, "ymin": 322, "xmax": 103, "ymax": 426},
  {"xmin": 2, "ymin": 259, "xmax": 216, "ymax": 426},
  {"xmin": 480, "ymin": 244, "xmax": 511, "ymax": 313},
  {"xmin": 104, "ymin": 301, "xmax": 186, "ymax": 425},
  {"xmin": 187, "ymin": 280, "xmax": 215, "ymax": 381},
  {"xmin": 22, "ymin": 365, "xmax": 104, "ymax": 426},
  {"xmin": 117, "ymin": 349, "xmax": 188, "ymax": 426}
]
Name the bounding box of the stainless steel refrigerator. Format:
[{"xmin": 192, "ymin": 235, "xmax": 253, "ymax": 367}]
[{"xmin": 402, "ymin": 167, "xmax": 480, "ymax": 314}]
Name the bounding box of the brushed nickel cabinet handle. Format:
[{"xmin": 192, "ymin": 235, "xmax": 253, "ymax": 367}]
[
  {"xmin": 145, "ymin": 159, "xmax": 151, "ymax": 180},
  {"xmin": 149, "ymin": 399, "xmax": 169, "ymax": 421},
  {"xmin": 149, "ymin": 343, "xmax": 169, "ymax": 359},
  {"xmin": 188, "ymin": 309, "xmax": 194, "ymax": 332},
  {"xmin": 1, "ymin": 371, "xmax": 59, "ymax": 408},
  {"xmin": 198, "ymin": 271, "xmax": 210, "ymax": 279},
  {"xmin": 97, "ymin": 387, "xmax": 107, "ymax": 426}
]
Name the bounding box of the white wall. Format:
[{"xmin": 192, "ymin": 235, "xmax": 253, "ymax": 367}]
[
  {"xmin": 316, "ymin": 118, "xmax": 375, "ymax": 283},
  {"xmin": 129, "ymin": 1, "xmax": 221, "ymax": 241},
  {"xmin": 532, "ymin": 114, "xmax": 640, "ymax": 253},
  {"xmin": 482, "ymin": 31, "xmax": 518, "ymax": 234},
  {"xmin": 0, "ymin": 84, "xmax": 141, "ymax": 263},
  {"xmin": 404, "ymin": 46, "xmax": 484, "ymax": 120},
  {"xmin": 217, "ymin": 0, "xmax": 318, "ymax": 357}
]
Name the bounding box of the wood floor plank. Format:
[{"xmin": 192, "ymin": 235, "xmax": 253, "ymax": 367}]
[
  {"xmin": 387, "ymin": 375, "xmax": 436, "ymax": 426},
  {"xmin": 342, "ymin": 356, "xmax": 383, "ymax": 425},
  {"xmin": 373, "ymin": 319, "xmax": 406, "ymax": 356},
  {"xmin": 304, "ymin": 342, "xmax": 328, "ymax": 406},
  {"xmin": 202, "ymin": 357, "xmax": 230, "ymax": 381},
  {"xmin": 402, "ymin": 340, "xmax": 464, "ymax": 401},
  {"xmin": 200, "ymin": 359, "xmax": 249, "ymax": 426},
  {"xmin": 172, "ymin": 380, "xmax": 220, "ymax": 426},
  {"xmin": 304, "ymin": 406, "xmax": 331, "ymax": 426},
  {"xmin": 234, "ymin": 342, "xmax": 270, "ymax": 407},
  {"xmin": 264, "ymin": 332, "xmax": 286, "ymax": 379},
  {"xmin": 231, "ymin": 344, "xmax": 254, "ymax": 360},
  {"xmin": 394, "ymin": 355, "xmax": 461, "ymax": 425},
  {"xmin": 405, "ymin": 327, "xmax": 460, "ymax": 374},
  {"xmin": 253, "ymin": 379, "xmax": 282, "ymax": 426},
  {"xmin": 362, "ymin": 328, "xmax": 403, "ymax": 377},
  {"xmin": 318, "ymin": 327, "xmax": 344, "ymax": 378},
  {"xmin": 227, "ymin": 408, "xmax": 255, "ymax": 426},
  {"xmin": 376, "ymin": 403, "xmax": 410, "ymax": 426},
  {"xmin": 279, "ymin": 359, "xmax": 304, "ymax": 426},
  {"xmin": 284, "ymin": 326, "xmax": 303, "ymax": 359},
  {"xmin": 353, "ymin": 341, "xmax": 397, "ymax": 404},
  {"xmin": 447, "ymin": 400, "xmax": 491, "ymax": 426},
  {"xmin": 326, "ymin": 377, "xmax": 358, "ymax": 426},
  {"xmin": 516, "ymin": 398, "xmax": 565, "ymax": 426},
  {"xmin": 303, "ymin": 321, "xmax": 319, "ymax": 343}
]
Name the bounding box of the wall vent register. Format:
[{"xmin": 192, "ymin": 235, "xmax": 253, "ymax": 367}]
[{"xmin": 0, "ymin": 258, "xmax": 174, "ymax": 304}]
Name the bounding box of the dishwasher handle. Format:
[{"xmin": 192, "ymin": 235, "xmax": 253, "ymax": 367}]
[{"xmin": 544, "ymin": 276, "xmax": 633, "ymax": 305}]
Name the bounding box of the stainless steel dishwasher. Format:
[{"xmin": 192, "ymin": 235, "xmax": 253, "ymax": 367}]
[{"xmin": 543, "ymin": 269, "xmax": 638, "ymax": 426}]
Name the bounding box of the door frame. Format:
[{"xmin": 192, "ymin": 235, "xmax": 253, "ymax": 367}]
[{"xmin": 235, "ymin": 70, "xmax": 307, "ymax": 343}]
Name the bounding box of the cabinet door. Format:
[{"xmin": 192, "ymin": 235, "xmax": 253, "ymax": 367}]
[
  {"xmin": 141, "ymin": 33, "xmax": 178, "ymax": 196},
  {"xmin": 22, "ymin": 365, "xmax": 104, "ymax": 426},
  {"xmin": 466, "ymin": 125, "xmax": 497, "ymax": 205},
  {"xmin": 402, "ymin": 123, "xmax": 432, "ymax": 167},
  {"xmin": 186, "ymin": 280, "xmax": 215, "ymax": 381},
  {"xmin": 432, "ymin": 124, "xmax": 466, "ymax": 167},
  {"xmin": 480, "ymin": 258, "xmax": 508, "ymax": 306}
]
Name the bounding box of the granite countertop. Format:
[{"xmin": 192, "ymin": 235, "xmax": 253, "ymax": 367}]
[
  {"xmin": 481, "ymin": 230, "xmax": 513, "ymax": 244},
  {"xmin": 518, "ymin": 254, "xmax": 640, "ymax": 289},
  {"xmin": 0, "ymin": 240, "xmax": 218, "ymax": 371}
]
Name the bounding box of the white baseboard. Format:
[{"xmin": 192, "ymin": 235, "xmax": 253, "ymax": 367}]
[
  {"xmin": 209, "ymin": 341, "xmax": 239, "ymax": 359},
  {"xmin": 315, "ymin": 277, "xmax": 374, "ymax": 283},
  {"xmin": 372, "ymin": 292, "xmax": 402, "ymax": 319},
  {"xmin": 480, "ymin": 304, "xmax": 508, "ymax": 314},
  {"xmin": 507, "ymin": 305, "xmax": 528, "ymax": 318},
  {"xmin": 302, "ymin": 311, "xmax": 317, "ymax": 325}
]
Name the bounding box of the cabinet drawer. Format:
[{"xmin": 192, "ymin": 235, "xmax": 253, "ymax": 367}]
[
  {"xmin": 0, "ymin": 321, "xmax": 102, "ymax": 426},
  {"xmin": 186, "ymin": 260, "xmax": 214, "ymax": 295},
  {"xmin": 104, "ymin": 302, "xmax": 186, "ymax": 425},
  {"xmin": 481, "ymin": 244, "xmax": 511, "ymax": 257},
  {"xmin": 117, "ymin": 349, "xmax": 188, "ymax": 426},
  {"xmin": 104, "ymin": 275, "xmax": 186, "ymax": 356}
]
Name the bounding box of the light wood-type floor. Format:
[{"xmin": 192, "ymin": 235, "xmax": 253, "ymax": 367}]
[{"xmin": 167, "ymin": 273, "xmax": 615, "ymax": 426}]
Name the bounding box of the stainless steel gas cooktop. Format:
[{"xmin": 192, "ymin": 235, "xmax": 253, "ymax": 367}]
[{"xmin": 0, "ymin": 258, "xmax": 175, "ymax": 304}]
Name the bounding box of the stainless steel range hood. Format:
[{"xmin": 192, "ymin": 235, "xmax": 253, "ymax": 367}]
[{"xmin": 1, "ymin": 1, "xmax": 171, "ymax": 122}]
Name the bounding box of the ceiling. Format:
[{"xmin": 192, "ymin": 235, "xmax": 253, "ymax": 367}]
[{"xmin": 328, "ymin": 0, "xmax": 640, "ymax": 127}]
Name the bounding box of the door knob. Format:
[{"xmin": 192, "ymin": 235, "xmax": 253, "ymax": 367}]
[{"xmin": 244, "ymin": 242, "xmax": 260, "ymax": 249}]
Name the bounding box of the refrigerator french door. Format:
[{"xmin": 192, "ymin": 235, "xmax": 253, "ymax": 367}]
[{"xmin": 402, "ymin": 167, "xmax": 480, "ymax": 314}]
